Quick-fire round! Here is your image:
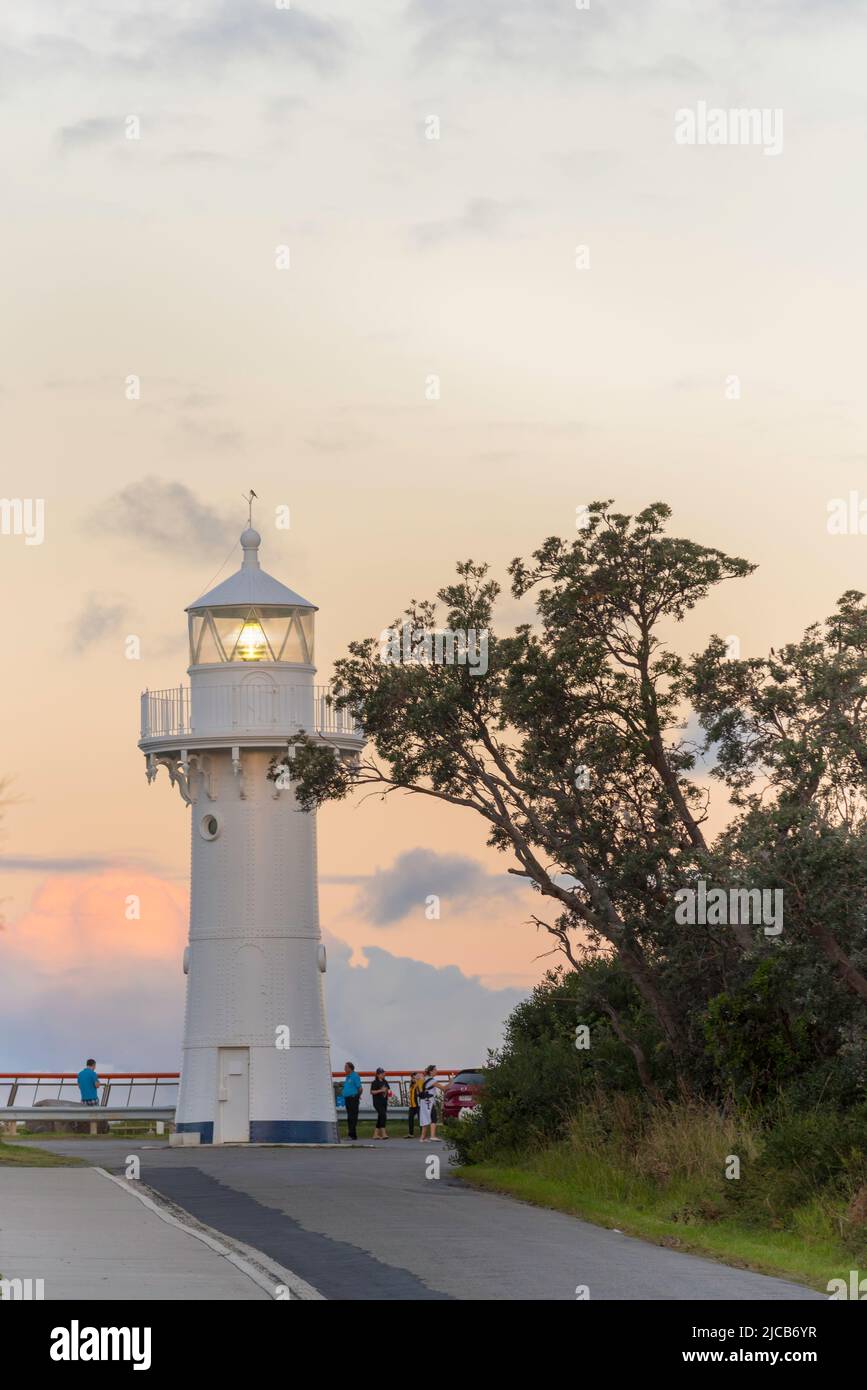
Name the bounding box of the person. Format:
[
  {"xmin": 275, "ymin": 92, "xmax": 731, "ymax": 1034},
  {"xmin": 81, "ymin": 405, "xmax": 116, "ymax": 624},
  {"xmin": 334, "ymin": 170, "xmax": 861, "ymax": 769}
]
[
  {"xmin": 406, "ymin": 1071, "xmax": 423, "ymax": 1138},
  {"xmin": 418, "ymin": 1064, "xmax": 448, "ymax": 1143},
  {"xmin": 370, "ymin": 1066, "xmax": 391, "ymax": 1139},
  {"xmin": 339, "ymin": 1061, "xmax": 363, "ymax": 1141},
  {"xmin": 77, "ymin": 1058, "xmax": 100, "ymax": 1106}
]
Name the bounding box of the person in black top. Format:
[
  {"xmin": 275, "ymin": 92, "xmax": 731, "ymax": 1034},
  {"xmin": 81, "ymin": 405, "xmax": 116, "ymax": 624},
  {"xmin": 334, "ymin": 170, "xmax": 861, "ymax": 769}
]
[{"xmin": 370, "ymin": 1067, "xmax": 391, "ymax": 1139}]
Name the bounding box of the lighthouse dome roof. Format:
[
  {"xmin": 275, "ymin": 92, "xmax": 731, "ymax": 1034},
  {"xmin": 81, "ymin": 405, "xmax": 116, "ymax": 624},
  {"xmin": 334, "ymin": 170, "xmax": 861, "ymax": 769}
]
[{"xmin": 186, "ymin": 529, "xmax": 317, "ymax": 612}]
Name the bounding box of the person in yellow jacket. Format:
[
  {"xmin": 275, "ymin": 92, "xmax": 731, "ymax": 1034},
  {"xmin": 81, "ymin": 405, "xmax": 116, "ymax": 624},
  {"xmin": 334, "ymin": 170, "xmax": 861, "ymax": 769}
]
[{"xmin": 406, "ymin": 1071, "xmax": 423, "ymax": 1138}]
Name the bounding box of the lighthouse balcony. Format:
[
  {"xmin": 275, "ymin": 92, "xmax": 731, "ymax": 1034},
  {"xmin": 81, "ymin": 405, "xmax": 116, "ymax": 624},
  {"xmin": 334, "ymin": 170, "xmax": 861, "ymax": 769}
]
[{"xmin": 139, "ymin": 682, "xmax": 364, "ymax": 754}]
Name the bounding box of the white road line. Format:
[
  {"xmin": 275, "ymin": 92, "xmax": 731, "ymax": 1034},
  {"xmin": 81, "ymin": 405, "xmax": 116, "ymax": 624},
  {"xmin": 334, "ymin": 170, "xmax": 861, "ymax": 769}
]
[{"xmin": 94, "ymin": 1167, "xmax": 325, "ymax": 1302}]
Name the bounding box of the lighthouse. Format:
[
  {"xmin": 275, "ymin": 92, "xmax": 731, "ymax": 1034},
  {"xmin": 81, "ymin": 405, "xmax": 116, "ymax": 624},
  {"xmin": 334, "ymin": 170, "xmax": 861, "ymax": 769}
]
[{"xmin": 139, "ymin": 523, "xmax": 363, "ymax": 1143}]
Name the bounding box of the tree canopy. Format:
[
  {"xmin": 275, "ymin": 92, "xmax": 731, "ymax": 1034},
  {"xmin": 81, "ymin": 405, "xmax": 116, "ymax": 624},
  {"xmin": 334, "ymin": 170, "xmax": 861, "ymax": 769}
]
[{"xmin": 292, "ymin": 502, "xmax": 867, "ymax": 1102}]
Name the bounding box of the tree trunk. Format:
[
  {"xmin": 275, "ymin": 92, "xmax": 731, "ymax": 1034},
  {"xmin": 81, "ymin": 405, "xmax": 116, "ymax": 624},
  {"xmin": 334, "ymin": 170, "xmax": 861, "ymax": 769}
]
[
  {"xmin": 598, "ymin": 999, "xmax": 665, "ymax": 1104},
  {"xmin": 808, "ymin": 920, "xmax": 867, "ymax": 1006}
]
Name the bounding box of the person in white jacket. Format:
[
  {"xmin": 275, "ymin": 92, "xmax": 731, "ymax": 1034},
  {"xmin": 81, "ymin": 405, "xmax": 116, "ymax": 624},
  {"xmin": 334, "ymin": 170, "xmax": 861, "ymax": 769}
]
[{"xmin": 418, "ymin": 1064, "xmax": 448, "ymax": 1142}]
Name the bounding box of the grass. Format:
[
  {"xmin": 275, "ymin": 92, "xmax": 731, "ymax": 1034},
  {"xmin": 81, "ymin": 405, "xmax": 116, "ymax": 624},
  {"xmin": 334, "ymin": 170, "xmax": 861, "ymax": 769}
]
[
  {"xmin": 11, "ymin": 1126, "xmax": 167, "ymax": 1140},
  {"xmin": 453, "ymin": 1096, "xmax": 867, "ymax": 1293},
  {"xmin": 0, "ymin": 1140, "xmax": 85, "ymax": 1168}
]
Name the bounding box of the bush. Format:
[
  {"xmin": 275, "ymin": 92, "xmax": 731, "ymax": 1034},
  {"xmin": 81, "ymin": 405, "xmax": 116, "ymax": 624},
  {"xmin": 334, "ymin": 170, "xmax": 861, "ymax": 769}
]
[
  {"xmin": 730, "ymin": 1105, "xmax": 867, "ymax": 1226},
  {"xmin": 449, "ymin": 961, "xmax": 665, "ymax": 1164},
  {"xmin": 703, "ymin": 957, "xmax": 816, "ymax": 1102}
]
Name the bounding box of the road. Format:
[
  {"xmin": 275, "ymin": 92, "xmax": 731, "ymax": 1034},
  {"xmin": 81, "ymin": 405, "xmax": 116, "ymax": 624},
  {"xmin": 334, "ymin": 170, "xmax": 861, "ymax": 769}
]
[{"xmin": 9, "ymin": 1137, "xmax": 823, "ymax": 1301}]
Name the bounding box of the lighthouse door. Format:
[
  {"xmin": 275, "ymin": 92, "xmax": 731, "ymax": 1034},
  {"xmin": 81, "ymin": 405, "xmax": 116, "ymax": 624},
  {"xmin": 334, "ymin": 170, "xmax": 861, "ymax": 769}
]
[
  {"xmin": 238, "ymin": 672, "xmax": 277, "ymax": 728},
  {"xmin": 217, "ymin": 1048, "xmax": 250, "ymax": 1143}
]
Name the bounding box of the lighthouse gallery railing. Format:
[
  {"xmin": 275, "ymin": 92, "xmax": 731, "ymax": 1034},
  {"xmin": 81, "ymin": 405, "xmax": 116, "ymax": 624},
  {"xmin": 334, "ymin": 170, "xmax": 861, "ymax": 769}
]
[{"xmin": 140, "ymin": 685, "xmax": 361, "ymax": 740}]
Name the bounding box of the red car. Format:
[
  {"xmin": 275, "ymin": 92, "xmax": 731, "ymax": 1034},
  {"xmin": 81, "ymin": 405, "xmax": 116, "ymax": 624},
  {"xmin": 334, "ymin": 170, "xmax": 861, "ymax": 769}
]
[{"xmin": 441, "ymin": 1068, "xmax": 486, "ymax": 1122}]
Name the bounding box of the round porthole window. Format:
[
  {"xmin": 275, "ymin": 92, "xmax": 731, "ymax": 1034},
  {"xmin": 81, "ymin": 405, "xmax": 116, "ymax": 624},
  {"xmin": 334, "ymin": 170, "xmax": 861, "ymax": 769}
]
[{"xmin": 200, "ymin": 813, "xmax": 220, "ymax": 840}]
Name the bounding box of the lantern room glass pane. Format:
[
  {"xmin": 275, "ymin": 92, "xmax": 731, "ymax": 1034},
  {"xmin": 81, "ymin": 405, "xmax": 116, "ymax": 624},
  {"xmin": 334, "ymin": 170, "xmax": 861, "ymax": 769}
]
[
  {"xmin": 189, "ymin": 614, "xmax": 206, "ymax": 664},
  {"xmin": 188, "ymin": 606, "xmax": 314, "ymax": 665}
]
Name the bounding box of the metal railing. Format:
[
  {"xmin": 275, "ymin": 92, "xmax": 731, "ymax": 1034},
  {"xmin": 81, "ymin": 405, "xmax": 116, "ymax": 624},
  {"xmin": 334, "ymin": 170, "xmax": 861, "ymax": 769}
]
[
  {"xmin": 140, "ymin": 684, "xmax": 362, "ymax": 741},
  {"xmin": 141, "ymin": 687, "xmax": 190, "ymax": 739},
  {"xmin": 0, "ymin": 1070, "xmax": 458, "ymax": 1114},
  {"xmin": 0, "ymin": 1073, "xmax": 180, "ymax": 1108}
]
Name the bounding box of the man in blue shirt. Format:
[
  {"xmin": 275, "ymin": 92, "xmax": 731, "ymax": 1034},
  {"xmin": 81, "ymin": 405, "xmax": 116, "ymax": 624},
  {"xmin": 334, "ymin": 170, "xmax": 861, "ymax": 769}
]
[
  {"xmin": 339, "ymin": 1061, "xmax": 362, "ymax": 1141},
  {"xmin": 77, "ymin": 1059, "xmax": 100, "ymax": 1106}
]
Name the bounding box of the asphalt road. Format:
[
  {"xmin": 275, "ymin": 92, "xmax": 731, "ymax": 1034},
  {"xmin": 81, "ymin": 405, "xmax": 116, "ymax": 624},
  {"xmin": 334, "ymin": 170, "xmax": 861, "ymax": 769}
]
[{"xmin": 13, "ymin": 1137, "xmax": 823, "ymax": 1302}]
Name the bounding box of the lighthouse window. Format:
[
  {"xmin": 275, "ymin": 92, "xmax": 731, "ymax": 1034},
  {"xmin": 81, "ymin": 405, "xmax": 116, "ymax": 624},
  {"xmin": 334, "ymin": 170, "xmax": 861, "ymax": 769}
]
[
  {"xmin": 188, "ymin": 606, "xmax": 314, "ymax": 666},
  {"xmin": 200, "ymin": 813, "xmax": 220, "ymax": 840}
]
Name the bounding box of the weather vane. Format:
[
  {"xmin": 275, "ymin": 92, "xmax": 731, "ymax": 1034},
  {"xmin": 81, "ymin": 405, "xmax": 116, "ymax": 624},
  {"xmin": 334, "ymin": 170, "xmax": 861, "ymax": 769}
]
[{"xmin": 243, "ymin": 489, "xmax": 258, "ymax": 526}]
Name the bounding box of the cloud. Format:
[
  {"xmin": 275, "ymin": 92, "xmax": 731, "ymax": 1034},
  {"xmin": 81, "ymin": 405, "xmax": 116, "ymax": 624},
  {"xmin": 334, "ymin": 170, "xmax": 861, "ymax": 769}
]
[
  {"xmin": 0, "ymin": 854, "xmax": 171, "ymax": 875},
  {"xmin": 324, "ymin": 937, "xmax": 524, "ymax": 1066},
  {"xmin": 0, "ymin": 872, "xmax": 525, "ymax": 1075},
  {"xmin": 406, "ymin": 1, "xmax": 709, "ymax": 83},
  {"xmin": 354, "ymin": 848, "xmax": 520, "ymax": 925},
  {"xmin": 152, "ymin": 2, "xmax": 348, "ymax": 76},
  {"xmin": 411, "ymin": 197, "xmax": 517, "ymax": 249},
  {"xmin": 671, "ymin": 710, "xmax": 720, "ymax": 775},
  {"xmin": 0, "ymin": 872, "xmax": 188, "ymax": 1070},
  {"xmin": 2, "ymin": 3, "xmax": 348, "ymax": 92},
  {"xmin": 175, "ymin": 416, "xmax": 243, "ymax": 453},
  {"xmin": 407, "ymin": 0, "xmax": 612, "ymax": 72},
  {"xmin": 161, "ymin": 148, "xmax": 233, "ymax": 167},
  {"xmin": 56, "ymin": 116, "xmax": 120, "ymax": 153},
  {"xmin": 96, "ymin": 477, "xmax": 237, "ymax": 557},
  {"xmin": 68, "ymin": 593, "xmax": 129, "ymax": 653}
]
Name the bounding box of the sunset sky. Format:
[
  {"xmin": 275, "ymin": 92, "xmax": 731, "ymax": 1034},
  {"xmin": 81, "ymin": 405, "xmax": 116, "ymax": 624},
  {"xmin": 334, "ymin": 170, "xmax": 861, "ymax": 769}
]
[{"xmin": 3, "ymin": 0, "xmax": 867, "ymax": 1071}]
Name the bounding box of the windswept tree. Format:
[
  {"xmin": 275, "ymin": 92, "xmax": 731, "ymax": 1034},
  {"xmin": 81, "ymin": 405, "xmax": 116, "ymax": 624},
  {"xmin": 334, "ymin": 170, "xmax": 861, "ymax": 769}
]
[{"xmin": 292, "ymin": 503, "xmax": 758, "ymax": 1093}]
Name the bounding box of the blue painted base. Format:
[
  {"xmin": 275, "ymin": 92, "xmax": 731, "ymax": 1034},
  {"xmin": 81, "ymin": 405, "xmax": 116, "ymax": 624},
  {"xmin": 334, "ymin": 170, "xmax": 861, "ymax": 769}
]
[
  {"xmin": 250, "ymin": 1120, "xmax": 338, "ymax": 1144},
  {"xmin": 176, "ymin": 1121, "xmax": 214, "ymax": 1143},
  {"xmin": 176, "ymin": 1119, "xmax": 338, "ymax": 1144}
]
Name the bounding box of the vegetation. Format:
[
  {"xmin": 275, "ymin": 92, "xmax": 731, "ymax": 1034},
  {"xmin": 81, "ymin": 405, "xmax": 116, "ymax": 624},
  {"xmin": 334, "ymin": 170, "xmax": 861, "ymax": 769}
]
[
  {"xmin": 289, "ymin": 500, "xmax": 867, "ymax": 1281},
  {"xmin": 0, "ymin": 1140, "xmax": 85, "ymax": 1167}
]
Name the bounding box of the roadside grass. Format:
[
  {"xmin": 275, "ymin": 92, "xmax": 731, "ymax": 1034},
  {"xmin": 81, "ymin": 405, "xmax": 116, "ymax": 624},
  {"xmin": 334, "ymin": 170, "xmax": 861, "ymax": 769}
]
[
  {"xmin": 453, "ymin": 1098, "xmax": 866, "ymax": 1293},
  {"xmin": 9, "ymin": 1126, "xmax": 167, "ymax": 1140},
  {"xmin": 0, "ymin": 1140, "xmax": 85, "ymax": 1168}
]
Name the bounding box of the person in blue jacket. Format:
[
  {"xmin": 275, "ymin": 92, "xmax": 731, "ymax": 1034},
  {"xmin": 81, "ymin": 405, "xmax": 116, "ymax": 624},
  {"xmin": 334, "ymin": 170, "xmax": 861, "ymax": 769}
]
[{"xmin": 339, "ymin": 1061, "xmax": 363, "ymax": 1141}]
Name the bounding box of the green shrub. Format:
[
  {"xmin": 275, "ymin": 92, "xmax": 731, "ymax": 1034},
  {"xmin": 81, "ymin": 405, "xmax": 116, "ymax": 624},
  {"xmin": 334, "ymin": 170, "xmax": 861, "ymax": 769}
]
[
  {"xmin": 730, "ymin": 1105, "xmax": 867, "ymax": 1226},
  {"xmin": 703, "ymin": 957, "xmax": 816, "ymax": 1102}
]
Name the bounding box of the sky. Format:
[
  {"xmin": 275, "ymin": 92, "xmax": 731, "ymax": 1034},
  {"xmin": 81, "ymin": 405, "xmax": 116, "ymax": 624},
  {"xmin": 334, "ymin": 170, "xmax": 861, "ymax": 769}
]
[{"xmin": 3, "ymin": 0, "xmax": 867, "ymax": 1072}]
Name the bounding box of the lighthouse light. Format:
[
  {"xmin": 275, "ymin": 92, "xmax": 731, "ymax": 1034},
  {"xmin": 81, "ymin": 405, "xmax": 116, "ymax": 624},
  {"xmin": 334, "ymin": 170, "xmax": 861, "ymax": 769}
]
[{"xmin": 237, "ymin": 619, "xmax": 268, "ymax": 661}]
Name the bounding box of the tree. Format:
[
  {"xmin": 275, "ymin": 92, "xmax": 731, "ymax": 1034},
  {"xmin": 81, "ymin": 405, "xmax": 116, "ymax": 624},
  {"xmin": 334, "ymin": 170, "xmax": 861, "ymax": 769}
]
[{"xmin": 292, "ymin": 502, "xmax": 757, "ymax": 1093}]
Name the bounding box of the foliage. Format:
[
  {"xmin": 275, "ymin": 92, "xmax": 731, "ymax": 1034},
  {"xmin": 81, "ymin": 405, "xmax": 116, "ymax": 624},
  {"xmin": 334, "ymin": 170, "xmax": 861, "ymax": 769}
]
[
  {"xmin": 289, "ymin": 500, "xmax": 867, "ymax": 1111},
  {"xmin": 728, "ymin": 1105, "xmax": 867, "ymax": 1230}
]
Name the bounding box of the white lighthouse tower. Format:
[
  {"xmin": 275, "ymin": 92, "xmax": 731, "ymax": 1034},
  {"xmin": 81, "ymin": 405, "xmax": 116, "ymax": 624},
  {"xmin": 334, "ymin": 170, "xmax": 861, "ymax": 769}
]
[{"xmin": 139, "ymin": 522, "xmax": 363, "ymax": 1143}]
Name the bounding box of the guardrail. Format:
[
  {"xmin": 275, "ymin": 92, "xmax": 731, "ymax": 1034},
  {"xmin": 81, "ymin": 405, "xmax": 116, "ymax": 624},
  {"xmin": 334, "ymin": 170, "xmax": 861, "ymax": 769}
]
[
  {"xmin": 0, "ymin": 1070, "xmax": 459, "ymax": 1114},
  {"xmin": 0, "ymin": 1074, "xmax": 180, "ymax": 1108},
  {"xmin": 0, "ymin": 1108, "xmax": 176, "ymax": 1122}
]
